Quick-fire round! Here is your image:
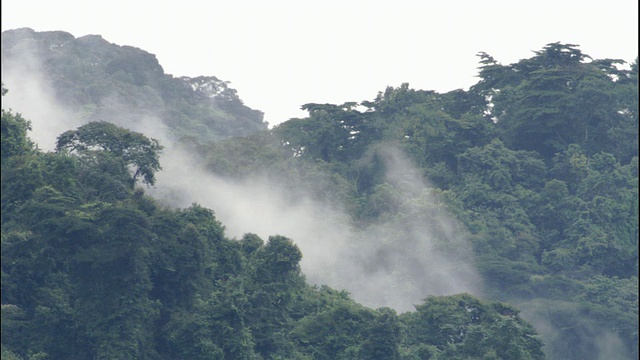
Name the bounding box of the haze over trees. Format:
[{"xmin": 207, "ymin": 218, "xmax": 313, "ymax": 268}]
[{"xmin": 1, "ymin": 29, "xmax": 638, "ymax": 360}]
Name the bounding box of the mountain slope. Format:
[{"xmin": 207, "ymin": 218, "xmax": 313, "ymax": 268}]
[{"xmin": 1, "ymin": 28, "xmax": 267, "ymax": 143}]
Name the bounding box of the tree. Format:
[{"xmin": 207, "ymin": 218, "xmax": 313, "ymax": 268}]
[
  {"xmin": 56, "ymin": 121, "xmax": 163, "ymax": 186},
  {"xmin": 474, "ymin": 43, "xmax": 634, "ymax": 160},
  {"xmin": 360, "ymin": 307, "xmax": 400, "ymax": 360},
  {"xmin": 1, "ymin": 86, "xmax": 34, "ymax": 162},
  {"xmin": 402, "ymin": 294, "xmax": 545, "ymax": 359},
  {"xmin": 72, "ymin": 204, "xmax": 159, "ymax": 359},
  {"xmin": 292, "ymin": 301, "xmax": 376, "ymax": 360},
  {"xmin": 248, "ymin": 235, "xmax": 305, "ymax": 358}
]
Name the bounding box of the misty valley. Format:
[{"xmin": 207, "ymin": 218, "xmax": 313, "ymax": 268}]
[{"xmin": 1, "ymin": 28, "xmax": 638, "ymax": 360}]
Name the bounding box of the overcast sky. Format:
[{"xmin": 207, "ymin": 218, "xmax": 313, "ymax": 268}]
[{"xmin": 2, "ymin": 0, "xmax": 638, "ymax": 126}]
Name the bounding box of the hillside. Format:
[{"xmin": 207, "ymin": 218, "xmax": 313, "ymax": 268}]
[
  {"xmin": 2, "ymin": 29, "xmax": 638, "ymax": 360},
  {"xmin": 1, "ymin": 28, "xmax": 267, "ymax": 143},
  {"xmin": 1, "ymin": 89, "xmax": 546, "ymax": 360},
  {"xmin": 183, "ymin": 43, "xmax": 640, "ymax": 359}
]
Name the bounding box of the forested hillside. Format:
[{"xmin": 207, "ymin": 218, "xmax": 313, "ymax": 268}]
[
  {"xmin": 178, "ymin": 43, "xmax": 640, "ymax": 359},
  {"xmin": 1, "ymin": 29, "xmax": 638, "ymax": 360},
  {"xmin": 1, "ymin": 28, "xmax": 267, "ymax": 143},
  {"xmin": 2, "ymin": 89, "xmax": 544, "ymax": 360}
]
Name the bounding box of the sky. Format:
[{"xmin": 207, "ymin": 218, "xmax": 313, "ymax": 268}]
[{"xmin": 2, "ymin": 0, "xmax": 638, "ymax": 126}]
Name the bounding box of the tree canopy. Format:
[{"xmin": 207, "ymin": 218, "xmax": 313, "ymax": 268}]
[
  {"xmin": 2, "ymin": 40, "xmax": 637, "ymax": 360},
  {"xmin": 56, "ymin": 121, "xmax": 163, "ymax": 186}
]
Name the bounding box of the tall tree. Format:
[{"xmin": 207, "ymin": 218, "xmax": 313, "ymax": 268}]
[
  {"xmin": 56, "ymin": 121, "xmax": 163, "ymax": 186},
  {"xmin": 473, "ymin": 43, "xmax": 635, "ymax": 160}
]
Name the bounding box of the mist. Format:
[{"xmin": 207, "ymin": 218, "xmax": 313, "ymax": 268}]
[
  {"xmin": 4, "ymin": 43, "xmax": 635, "ymax": 359},
  {"xmin": 518, "ymin": 299, "xmax": 634, "ymax": 360},
  {"xmin": 1, "ymin": 42, "xmax": 84, "ymax": 151},
  {"xmin": 150, "ymin": 142, "xmax": 484, "ymax": 312},
  {"xmin": 2, "ymin": 46, "xmax": 483, "ymax": 313}
]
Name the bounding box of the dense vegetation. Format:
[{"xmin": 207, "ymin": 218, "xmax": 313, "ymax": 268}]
[
  {"xmin": 1, "ymin": 28, "xmax": 267, "ymax": 142},
  {"xmin": 2, "ymin": 91, "xmax": 543, "ymax": 359},
  {"xmin": 192, "ymin": 43, "xmax": 639, "ymax": 359},
  {"xmin": 1, "ymin": 30, "xmax": 638, "ymax": 360}
]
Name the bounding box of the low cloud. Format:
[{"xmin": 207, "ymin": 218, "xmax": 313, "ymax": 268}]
[
  {"xmin": 151, "ymin": 142, "xmax": 483, "ymax": 312},
  {"xmin": 1, "ymin": 46, "xmax": 83, "ymax": 151},
  {"xmin": 2, "ymin": 46, "xmax": 482, "ymax": 313},
  {"xmin": 519, "ymin": 299, "xmax": 633, "ymax": 360}
]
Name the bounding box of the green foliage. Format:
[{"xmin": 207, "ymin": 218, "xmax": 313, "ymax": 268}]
[
  {"xmin": 56, "ymin": 121, "xmax": 163, "ymax": 186},
  {"xmin": 474, "ymin": 43, "xmax": 638, "ymax": 161},
  {"xmin": 360, "ymin": 307, "xmax": 401, "ymax": 360},
  {"xmin": 2, "ymin": 29, "xmax": 268, "ymax": 144},
  {"xmin": 184, "ymin": 43, "xmax": 636, "ymax": 359},
  {"xmin": 518, "ymin": 298, "xmax": 638, "ymax": 360},
  {"xmin": 2, "ymin": 40, "xmax": 637, "ymax": 360},
  {"xmin": 275, "ymin": 102, "xmax": 379, "ymax": 164},
  {"xmin": 292, "ymin": 301, "xmax": 375, "ymax": 359},
  {"xmin": 1, "ymin": 109, "xmax": 33, "ymax": 162},
  {"xmin": 401, "ymin": 294, "xmax": 545, "ymax": 359}
]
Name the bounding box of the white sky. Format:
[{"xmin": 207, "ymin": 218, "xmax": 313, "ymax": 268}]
[{"xmin": 2, "ymin": 0, "xmax": 638, "ymax": 126}]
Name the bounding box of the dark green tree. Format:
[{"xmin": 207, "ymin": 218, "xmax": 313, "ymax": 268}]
[
  {"xmin": 474, "ymin": 43, "xmax": 636, "ymax": 161},
  {"xmin": 1, "ymin": 109, "xmax": 33, "ymax": 162},
  {"xmin": 56, "ymin": 121, "xmax": 163, "ymax": 186},
  {"xmin": 402, "ymin": 294, "xmax": 545, "ymax": 359}
]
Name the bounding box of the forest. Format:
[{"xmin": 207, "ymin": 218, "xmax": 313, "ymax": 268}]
[{"xmin": 1, "ymin": 29, "xmax": 638, "ymax": 360}]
